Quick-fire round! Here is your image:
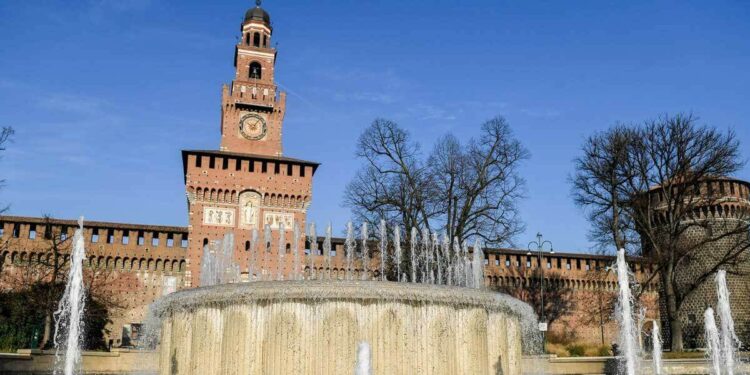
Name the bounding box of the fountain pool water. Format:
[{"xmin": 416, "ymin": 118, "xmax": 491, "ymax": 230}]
[{"xmin": 152, "ymin": 280, "xmax": 535, "ymax": 375}]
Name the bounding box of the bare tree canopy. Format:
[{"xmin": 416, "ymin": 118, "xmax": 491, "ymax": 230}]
[
  {"xmin": 0, "ymin": 127, "xmax": 15, "ymax": 214},
  {"xmin": 344, "ymin": 116, "xmax": 528, "ymax": 246},
  {"xmin": 571, "ymin": 113, "xmax": 750, "ymax": 351}
]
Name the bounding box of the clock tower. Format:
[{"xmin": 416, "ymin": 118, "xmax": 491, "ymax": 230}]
[
  {"xmin": 220, "ymin": 0, "xmax": 285, "ymax": 156},
  {"xmin": 181, "ymin": 1, "xmax": 318, "ymax": 287}
]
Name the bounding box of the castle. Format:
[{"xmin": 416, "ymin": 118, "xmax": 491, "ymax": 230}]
[{"xmin": 0, "ymin": 2, "xmax": 747, "ymax": 350}]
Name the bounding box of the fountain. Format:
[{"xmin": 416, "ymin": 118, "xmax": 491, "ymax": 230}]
[
  {"xmin": 615, "ymin": 248, "xmax": 639, "ymax": 375},
  {"xmin": 355, "ymin": 341, "xmax": 372, "ymax": 375},
  {"xmin": 651, "ymin": 320, "xmax": 662, "ymax": 375},
  {"xmin": 716, "ymin": 270, "xmax": 740, "ymax": 375},
  {"xmin": 52, "ymin": 218, "xmax": 86, "ymax": 375},
  {"xmin": 149, "ymin": 221, "xmax": 537, "ymax": 375},
  {"xmin": 705, "ymin": 307, "xmax": 722, "ymax": 375}
]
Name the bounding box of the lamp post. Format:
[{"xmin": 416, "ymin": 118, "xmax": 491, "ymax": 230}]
[{"xmin": 527, "ymin": 232, "xmax": 554, "ymax": 348}]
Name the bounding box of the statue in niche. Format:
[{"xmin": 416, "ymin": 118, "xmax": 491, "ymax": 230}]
[{"xmin": 239, "ymin": 191, "xmax": 261, "ymax": 228}]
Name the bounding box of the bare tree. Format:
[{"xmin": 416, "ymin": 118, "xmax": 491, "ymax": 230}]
[
  {"xmin": 571, "ymin": 113, "xmax": 750, "ymax": 351},
  {"xmin": 0, "ymin": 127, "xmax": 15, "ymax": 214},
  {"xmin": 343, "ymin": 119, "xmax": 436, "ymax": 233},
  {"xmin": 345, "ymin": 116, "xmax": 528, "ymax": 247},
  {"xmin": 430, "ymin": 117, "xmax": 529, "ymax": 245},
  {"xmin": 571, "ymin": 125, "xmax": 639, "ymax": 253}
]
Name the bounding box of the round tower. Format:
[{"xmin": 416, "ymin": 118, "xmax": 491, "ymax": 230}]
[{"xmin": 644, "ymin": 177, "xmax": 750, "ymax": 348}]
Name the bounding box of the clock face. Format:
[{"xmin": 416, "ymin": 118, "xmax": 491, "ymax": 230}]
[{"xmin": 239, "ymin": 113, "xmax": 267, "ymax": 140}]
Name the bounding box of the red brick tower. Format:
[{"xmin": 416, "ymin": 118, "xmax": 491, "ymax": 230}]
[{"xmin": 181, "ymin": 1, "xmax": 318, "ymax": 287}]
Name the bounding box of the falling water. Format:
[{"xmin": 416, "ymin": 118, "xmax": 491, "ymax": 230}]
[
  {"xmin": 277, "ymin": 223, "xmax": 286, "ymax": 280},
  {"xmin": 705, "ymin": 307, "xmax": 722, "ymax": 375},
  {"xmin": 651, "ymin": 320, "xmax": 662, "ymax": 375},
  {"xmin": 361, "ymin": 222, "xmax": 369, "ymax": 281},
  {"xmin": 379, "ymin": 220, "xmax": 387, "ymax": 281},
  {"xmin": 716, "ymin": 270, "xmax": 740, "ymax": 375},
  {"xmin": 410, "ymin": 228, "xmax": 418, "ymax": 283},
  {"xmin": 452, "ymin": 238, "xmax": 462, "ymax": 287},
  {"xmin": 263, "ymin": 224, "xmax": 272, "ymax": 280},
  {"xmin": 615, "ymin": 249, "xmax": 638, "ymax": 375},
  {"xmin": 471, "ymin": 239, "xmax": 484, "ymax": 289},
  {"xmin": 463, "ymin": 241, "xmax": 472, "ymax": 288},
  {"xmin": 437, "ymin": 233, "xmax": 446, "ymax": 285},
  {"xmin": 324, "ymin": 223, "xmax": 332, "ymax": 280},
  {"xmin": 393, "ymin": 226, "xmax": 402, "ymax": 282},
  {"xmin": 200, "ymin": 234, "xmax": 240, "ymax": 286},
  {"xmin": 53, "ymin": 218, "xmax": 86, "ymax": 375},
  {"xmin": 355, "ymin": 341, "xmax": 372, "ymax": 375},
  {"xmin": 422, "ymin": 228, "xmax": 432, "ymax": 284},
  {"xmin": 345, "ymin": 222, "xmax": 355, "ymax": 280},
  {"xmin": 249, "ymin": 228, "xmax": 258, "ymax": 280},
  {"xmin": 308, "ymin": 222, "xmax": 317, "ymax": 280},
  {"xmin": 293, "ymin": 221, "xmax": 301, "ymax": 280}
]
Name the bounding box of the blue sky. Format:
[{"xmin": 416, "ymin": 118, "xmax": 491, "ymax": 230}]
[{"xmin": 1, "ymin": 0, "xmax": 749, "ymax": 253}]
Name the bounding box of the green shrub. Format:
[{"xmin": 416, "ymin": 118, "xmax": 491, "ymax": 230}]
[{"xmin": 566, "ymin": 344, "xmax": 586, "ymax": 357}]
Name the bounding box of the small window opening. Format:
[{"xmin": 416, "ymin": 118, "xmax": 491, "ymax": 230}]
[
  {"xmin": 152, "ymin": 233, "xmax": 160, "ymax": 247},
  {"xmin": 245, "ymin": 33, "xmax": 251, "ymax": 45},
  {"xmin": 245, "ymin": 241, "xmax": 251, "ymax": 252},
  {"xmin": 91, "ymin": 228, "xmax": 99, "ymax": 243},
  {"xmin": 181, "ymin": 236, "xmax": 189, "ymax": 248},
  {"xmin": 209, "ymin": 157, "xmax": 215, "ymax": 169},
  {"xmin": 261, "ymin": 162, "xmax": 267, "ymax": 173},
  {"xmin": 29, "ymin": 225, "xmax": 37, "ymax": 240},
  {"xmin": 266, "ymin": 242, "xmax": 272, "ymax": 253},
  {"xmin": 12, "ymin": 223, "xmax": 20, "ymax": 238},
  {"xmin": 274, "ymin": 163, "xmax": 280, "ymax": 175},
  {"xmin": 107, "ymin": 229, "xmax": 114, "ymax": 244},
  {"xmin": 196, "ymin": 156, "xmax": 202, "ymax": 168},
  {"xmin": 286, "ymin": 243, "xmax": 291, "ymax": 253},
  {"xmin": 300, "ymin": 166, "xmax": 306, "ymax": 177},
  {"xmin": 235, "ymin": 160, "xmax": 242, "ymax": 171},
  {"xmin": 0, "ymin": 224, "xmax": 4, "ymax": 237},
  {"xmin": 249, "ymin": 160, "xmax": 255, "ymax": 172},
  {"xmin": 44, "ymin": 225, "xmax": 52, "ymax": 240},
  {"xmin": 122, "ymin": 231, "xmax": 130, "ymax": 245},
  {"xmin": 253, "ymin": 33, "xmax": 260, "ymax": 47},
  {"xmin": 505, "ymin": 259, "xmax": 510, "ymax": 267},
  {"xmin": 249, "ymin": 62, "xmax": 262, "ymax": 79},
  {"xmin": 137, "ymin": 231, "xmax": 145, "ymax": 246},
  {"xmin": 60, "ymin": 226, "xmax": 68, "ymax": 241},
  {"xmin": 167, "ymin": 233, "xmax": 174, "ymax": 248},
  {"xmin": 287, "ymin": 164, "xmax": 293, "ymax": 176},
  {"xmin": 263, "ymin": 35, "xmax": 267, "ymax": 47},
  {"xmin": 222, "ymin": 158, "xmax": 229, "ymax": 170}
]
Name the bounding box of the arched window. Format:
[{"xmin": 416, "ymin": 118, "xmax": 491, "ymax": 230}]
[
  {"xmin": 245, "ymin": 241, "xmax": 251, "ymax": 252},
  {"xmin": 263, "ymin": 35, "xmax": 267, "ymax": 47},
  {"xmin": 245, "ymin": 33, "xmax": 251, "ymax": 45},
  {"xmin": 249, "ymin": 62, "xmax": 262, "ymax": 79},
  {"xmin": 253, "ymin": 32, "xmax": 260, "ymax": 47},
  {"xmin": 285, "ymin": 243, "xmax": 291, "ymax": 254}
]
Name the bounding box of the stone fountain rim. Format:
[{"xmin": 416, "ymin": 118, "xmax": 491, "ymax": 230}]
[{"xmin": 153, "ymin": 280, "xmax": 535, "ymax": 320}]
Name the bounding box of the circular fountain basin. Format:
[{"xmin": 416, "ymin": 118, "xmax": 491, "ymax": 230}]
[{"xmin": 154, "ymin": 280, "xmax": 534, "ymax": 375}]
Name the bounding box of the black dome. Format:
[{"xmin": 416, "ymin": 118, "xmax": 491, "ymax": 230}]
[{"xmin": 244, "ymin": 2, "xmax": 270, "ymax": 24}]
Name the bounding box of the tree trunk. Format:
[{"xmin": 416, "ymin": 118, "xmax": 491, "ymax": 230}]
[
  {"xmin": 670, "ymin": 317, "xmax": 683, "ymax": 352},
  {"xmin": 662, "ymin": 267, "xmax": 683, "ymax": 351},
  {"xmin": 40, "ymin": 313, "xmax": 52, "ymax": 349}
]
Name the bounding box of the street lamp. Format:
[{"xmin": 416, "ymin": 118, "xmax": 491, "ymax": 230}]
[{"xmin": 527, "ymin": 232, "xmax": 554, "ymax": 347}]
